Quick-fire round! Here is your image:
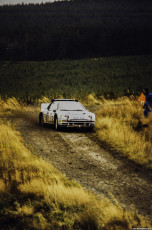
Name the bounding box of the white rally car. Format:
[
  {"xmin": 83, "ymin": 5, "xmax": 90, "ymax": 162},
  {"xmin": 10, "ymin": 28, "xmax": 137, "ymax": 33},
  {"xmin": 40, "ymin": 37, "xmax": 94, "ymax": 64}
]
[{"xmin": 39, "ymin": 99, "xmax": 95, "ymax": 130}]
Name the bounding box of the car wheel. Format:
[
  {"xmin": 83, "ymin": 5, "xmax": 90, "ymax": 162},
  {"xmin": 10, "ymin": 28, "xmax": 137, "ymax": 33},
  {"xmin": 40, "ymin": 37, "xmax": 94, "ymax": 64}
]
[
  {"xmin": 39, "ymin": 113, "xmax": 44, "ymax": 126},
  {"xmin": 89, "ymin": 127, "xmax": 94, "ymax": 132},
  {"xmin": 54, "ymin": 116, "xmax": 59, "ymax": 130}
]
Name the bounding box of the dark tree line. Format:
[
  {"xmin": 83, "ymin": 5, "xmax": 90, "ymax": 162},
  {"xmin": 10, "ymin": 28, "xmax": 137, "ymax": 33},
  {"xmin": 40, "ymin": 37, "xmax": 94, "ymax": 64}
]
[{"xmin": 0, "ymin": 0, "xmax": 152, "ymax": 60}]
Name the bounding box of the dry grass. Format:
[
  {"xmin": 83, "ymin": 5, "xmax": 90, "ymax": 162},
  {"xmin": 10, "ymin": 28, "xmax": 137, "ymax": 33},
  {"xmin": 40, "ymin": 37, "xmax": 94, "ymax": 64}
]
[
  {"xmin": 96, "ymin": 96, "xmax": 152, "ymax": 167},
  {"xmin": 0, "ymin": 117, "xmax": 151, "ymax": 229},
  {"xmin": 87, "ymin": 94, "xmax": 102, "ymax": 105},
  {"xmin": 0, "ymin": 96, "xmax": 49, "ymax": 116},
  {"xmin": 0, "ymin": 97, "xmax": 22, "ymax": 115},
  {"xmin": 37, "ymin": 96, "xmax": 50, "ymax": 104}
]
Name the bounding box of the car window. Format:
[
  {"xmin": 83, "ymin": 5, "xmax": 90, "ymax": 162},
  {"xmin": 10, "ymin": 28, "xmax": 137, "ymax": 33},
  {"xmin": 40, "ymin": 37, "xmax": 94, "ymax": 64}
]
[
  {"xmin": 48, "ymin": 102, "xmax": 58, "ymax": 111},
  {"xmin": 58, "ymin": 102, "xmax": 85, "ymax": 111}
]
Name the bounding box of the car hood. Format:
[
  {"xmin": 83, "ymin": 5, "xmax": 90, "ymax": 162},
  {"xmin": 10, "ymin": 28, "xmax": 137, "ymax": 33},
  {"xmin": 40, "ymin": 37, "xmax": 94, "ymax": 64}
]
[{"xmin": 57, "ymin": 110, "xmax": 95, "ymax": 121}]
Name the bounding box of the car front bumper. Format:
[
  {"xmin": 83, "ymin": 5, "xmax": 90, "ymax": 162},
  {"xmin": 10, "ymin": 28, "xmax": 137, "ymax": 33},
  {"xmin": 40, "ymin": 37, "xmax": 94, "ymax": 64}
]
[{"xmin": 58, "ymin": 120, "xmax": 95, "ymax": 128}]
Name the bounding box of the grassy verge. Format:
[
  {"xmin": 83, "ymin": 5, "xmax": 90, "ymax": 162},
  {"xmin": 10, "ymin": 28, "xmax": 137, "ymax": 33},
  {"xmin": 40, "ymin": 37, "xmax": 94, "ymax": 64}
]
[
  {"xmin": 95, "ymin": 96, "xmax": 152, "ymax": 168},
  {"xmin": 0, "ymin": 98, "xmax": 151, "ymax": 229}
]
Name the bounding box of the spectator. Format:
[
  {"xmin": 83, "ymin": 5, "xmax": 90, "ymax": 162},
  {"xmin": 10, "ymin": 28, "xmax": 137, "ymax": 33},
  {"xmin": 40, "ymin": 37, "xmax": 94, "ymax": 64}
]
[{"xmin": 143, "ymin": 88, "xmax": 152, "ymax": 117}]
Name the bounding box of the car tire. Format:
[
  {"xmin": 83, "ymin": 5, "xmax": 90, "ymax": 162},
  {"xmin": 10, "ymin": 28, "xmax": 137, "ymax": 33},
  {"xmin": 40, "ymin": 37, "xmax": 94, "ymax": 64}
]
[
  {"xmin": 54, "ymin": 116, "xmax": 59, "ymax": 131},
  {"xmin": 89, "ymin": 127, "xmax": 94, "ymax": 132},
  {"xmin": 39, "ymin": 113, "xmax": 44, "ymax": 126}
]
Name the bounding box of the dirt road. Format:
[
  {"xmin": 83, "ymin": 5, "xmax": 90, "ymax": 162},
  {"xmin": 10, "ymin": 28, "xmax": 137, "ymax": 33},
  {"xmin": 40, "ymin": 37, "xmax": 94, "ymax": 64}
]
[{"xmin": 10, "ymin": 111, "xmax": 152, "ymax": 219}]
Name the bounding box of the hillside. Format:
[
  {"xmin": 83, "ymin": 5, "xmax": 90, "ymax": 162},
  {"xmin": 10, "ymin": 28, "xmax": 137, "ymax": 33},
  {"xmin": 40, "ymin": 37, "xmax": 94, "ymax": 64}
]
[
  {"xmin": 0, "ymin": 55, "xmax": 152, "ymax": 100},
  {"xmin": 0, "ymin": 0, "xmax": 152, "ymax": 60}
]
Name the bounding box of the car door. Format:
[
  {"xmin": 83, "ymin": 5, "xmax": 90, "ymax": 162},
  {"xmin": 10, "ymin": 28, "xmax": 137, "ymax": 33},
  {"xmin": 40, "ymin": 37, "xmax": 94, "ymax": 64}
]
[{"xmin": 46, "ymin": 102, "xmax": 57, "ymax": 124}]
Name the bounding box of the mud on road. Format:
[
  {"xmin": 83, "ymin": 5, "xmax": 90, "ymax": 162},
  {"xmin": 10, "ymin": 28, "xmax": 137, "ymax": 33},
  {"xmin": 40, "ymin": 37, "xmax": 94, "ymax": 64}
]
[{"xmin": 9, "ymin": 111, "xmax": 152, "ymax": 219}]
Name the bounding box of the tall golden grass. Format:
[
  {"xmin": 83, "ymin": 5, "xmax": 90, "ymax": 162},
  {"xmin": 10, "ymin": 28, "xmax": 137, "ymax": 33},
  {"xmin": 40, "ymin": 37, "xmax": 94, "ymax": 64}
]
[
  {"xmin": 95, "ymin": 96, "xmax": 152, "ymax": 167},
  {"xmin": 0, "ymin": 96, "xmax": 50, "ymax": 115},
  {"xmin": 0, "ymin": 104, "xmax": 151, "ymax": 228},
  {"xmin": 0, "ymin": 97, "xmax": 22, "ymax": 115}
]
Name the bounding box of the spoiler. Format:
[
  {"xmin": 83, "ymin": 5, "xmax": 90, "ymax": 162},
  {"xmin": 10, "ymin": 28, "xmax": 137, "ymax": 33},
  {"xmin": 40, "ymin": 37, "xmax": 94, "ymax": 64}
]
[{"xmin": 51, "ymin": 99, "xmax": 78, "ymax": 102}]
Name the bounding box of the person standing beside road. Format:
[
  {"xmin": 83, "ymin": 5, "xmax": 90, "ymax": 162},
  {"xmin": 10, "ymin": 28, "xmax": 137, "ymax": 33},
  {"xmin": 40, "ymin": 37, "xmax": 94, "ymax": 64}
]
[{"xmin": 143, "ymin": 88, "xmax": 152, "ymax": 117}]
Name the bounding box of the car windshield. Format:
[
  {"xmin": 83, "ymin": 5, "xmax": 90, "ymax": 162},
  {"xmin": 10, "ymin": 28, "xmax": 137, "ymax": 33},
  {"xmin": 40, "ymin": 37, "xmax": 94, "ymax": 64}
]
[{"xmin": 57, "ymin": 101, "xmax": 85, "ymax": 111}]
